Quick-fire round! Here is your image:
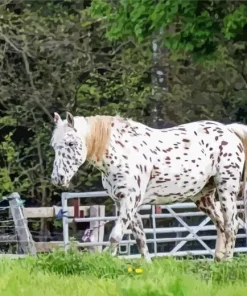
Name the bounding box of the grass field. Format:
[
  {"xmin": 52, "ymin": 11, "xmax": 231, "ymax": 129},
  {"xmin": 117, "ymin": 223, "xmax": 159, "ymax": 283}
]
[{"xmin": 1, "ymin": 250, "xmax": 247, "ymax": 295}]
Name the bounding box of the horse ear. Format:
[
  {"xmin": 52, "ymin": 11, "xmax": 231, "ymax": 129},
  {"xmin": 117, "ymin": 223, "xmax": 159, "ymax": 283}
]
[
  {"xmin": 54, "ymin": 112, "xmax": 62, "ymax": 125},
  {"xmin": 66, "ymin": 112, "xmax": 74, "ymax": 128}
]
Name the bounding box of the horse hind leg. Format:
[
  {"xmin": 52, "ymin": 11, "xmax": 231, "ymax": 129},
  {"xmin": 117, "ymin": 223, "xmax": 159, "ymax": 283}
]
[
  {"xmin": 130, "ymin": 212, "xmax": 151, "ymax": 263},
  {"xmin": 195, "ymin": 189, "xmax": 226, "ymax": 262},
  {"xmin": 214, "ymin": 175, "xmax": 240, "ymax": 261}
]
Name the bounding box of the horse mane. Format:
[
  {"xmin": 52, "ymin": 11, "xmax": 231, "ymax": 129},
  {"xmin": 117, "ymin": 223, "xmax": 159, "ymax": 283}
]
[
  {"xmin": 51, "ymin": 114, "xmax": 129, "ymax": 162},
  {"xmin": 86, "ymin": 115, "xmax": 119, "ymax": 161}
]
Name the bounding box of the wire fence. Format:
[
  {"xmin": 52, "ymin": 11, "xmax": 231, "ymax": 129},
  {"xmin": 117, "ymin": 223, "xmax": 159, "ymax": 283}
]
[
  {"xmin": 0, "ymin": 200, "xmax": 19, "ymax": 254},
  {"xmin": 0, "ymin": 197, "xmax": 38, "ymax": 256},
  {"xmin": 1, "ymin": 190, "xmax": 246, "ymax": 258},
  {"xmin": 61, "ymin": 191, "xmax": 247, "ymax": 259}
]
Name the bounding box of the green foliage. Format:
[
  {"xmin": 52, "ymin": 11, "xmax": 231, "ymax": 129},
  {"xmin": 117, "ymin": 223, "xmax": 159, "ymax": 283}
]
[
  {"xmin": 222, "ymin": 4, "xmax": 247, "ymax": 40},
  {"xmin": 27, "ymin": 250, "xmax": 247, "ymax": 285},
  {"xmin": 0, "ymin": 167, "xmax": 14, "ymax": 194},
  {"xmin": 0, "ymin": 0, "xmax": 153, "ymax": 212},
  {"xmin": 90, "ymin": 0, "xmax": 247, "ymax": 59},
  {"xmin": 0, "ymin": 0, "xmax": 247, "ymax": 239},
  {"xmin": 0, "ymin": 132, "xmax": 31, "ymax": 196},
  {"xmin": 35, "ymin": 249, "xmax": 129, "ymax": 277},
  {"xmin": 1, "ymin": 253, "xmax": 247, "ymax": 295}
]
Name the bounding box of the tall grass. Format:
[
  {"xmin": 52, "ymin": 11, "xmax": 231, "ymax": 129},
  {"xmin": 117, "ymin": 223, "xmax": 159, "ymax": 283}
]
[{"xmin": 0, "ymin": 250, "xmax": 247, "ymax": 295}]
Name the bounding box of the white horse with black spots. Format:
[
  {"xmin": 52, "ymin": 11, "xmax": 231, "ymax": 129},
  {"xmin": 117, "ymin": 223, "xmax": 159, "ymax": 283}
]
[{"xmin": 50, "ymin": 112, "xmax": 247, "ymax": 263}]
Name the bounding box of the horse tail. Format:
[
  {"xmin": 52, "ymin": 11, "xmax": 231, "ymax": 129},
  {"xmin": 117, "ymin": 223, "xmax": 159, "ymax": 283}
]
[{"xmin": 227, "ymin": 123, "xmax": 247, "ymax": 218}]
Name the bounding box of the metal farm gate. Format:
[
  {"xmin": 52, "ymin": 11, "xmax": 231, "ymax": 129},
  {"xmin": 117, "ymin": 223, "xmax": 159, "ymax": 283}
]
[{"xmin": 61, "ymin": 191, "xmax": 247, "ymax": 259}]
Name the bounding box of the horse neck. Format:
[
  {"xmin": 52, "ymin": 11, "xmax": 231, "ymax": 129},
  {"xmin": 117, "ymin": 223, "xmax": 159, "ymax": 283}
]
[{"xmin": 74, "ymin": 116, "xmax": 88, "ymax": 135}]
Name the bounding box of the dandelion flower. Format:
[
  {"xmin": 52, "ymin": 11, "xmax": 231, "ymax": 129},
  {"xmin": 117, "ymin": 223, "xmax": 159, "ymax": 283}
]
[{"xmin": 135, "ymin": 268, "xmax": 143, "ymax": 274}]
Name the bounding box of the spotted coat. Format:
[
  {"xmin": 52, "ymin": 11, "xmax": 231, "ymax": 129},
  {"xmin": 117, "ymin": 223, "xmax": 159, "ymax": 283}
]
[{"xmin": 51, "ymin": 113, "xmax": 247, "ymax": 263}]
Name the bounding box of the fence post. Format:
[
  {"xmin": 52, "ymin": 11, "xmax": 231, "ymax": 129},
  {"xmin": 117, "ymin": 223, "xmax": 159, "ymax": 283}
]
[
  {"xmin": 62, "ymin": 192, "xmax": 69, "ymax": 252},
  {"xmin": 89, "ymin": 205, "xmax": 99, "ymax": 253},
  {"xmin": 89, "ymin": 205, "xmax": 105, "ymax": 253},
  {"xmin": 7, "ymin": 192, "xmax": 37, "ymax": 256},
  {"xmin": 152, "ymin": 205, "xmax": 157, "ymax": 256},
  {"xmin": 98, "ymin": 205, "xmax": 105, "ymax": 253}
]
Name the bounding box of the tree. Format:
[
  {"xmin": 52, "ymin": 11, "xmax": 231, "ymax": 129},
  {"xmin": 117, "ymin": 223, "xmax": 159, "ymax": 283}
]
[
  {"xmin": 90, "ymin": 0, "xmax": 247, "ymax": 61},
  {"xmin": 0, "ymin": 0, "xmax": 247, "ymax": 245},
  {"xmin": 0, "ymin": 0, "xmax": 153, "ymax": 211}
]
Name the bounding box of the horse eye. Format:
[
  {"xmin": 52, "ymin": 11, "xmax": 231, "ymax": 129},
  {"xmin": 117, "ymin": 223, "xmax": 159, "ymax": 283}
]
[{"xmin": 68, "ymin": 142, "xmax": 74, "ymax": 147}]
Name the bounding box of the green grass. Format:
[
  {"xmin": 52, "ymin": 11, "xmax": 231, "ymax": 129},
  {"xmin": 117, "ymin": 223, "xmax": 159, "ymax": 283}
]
[{"xmin": 1, "ymin": 250, "xmax": 247, "ymax": 295}]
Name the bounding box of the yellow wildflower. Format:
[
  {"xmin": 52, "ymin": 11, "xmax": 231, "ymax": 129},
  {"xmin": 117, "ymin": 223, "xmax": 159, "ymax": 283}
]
[{"xmin": 135, "ymin": 268, "xmax": 143, "ymax": 274}]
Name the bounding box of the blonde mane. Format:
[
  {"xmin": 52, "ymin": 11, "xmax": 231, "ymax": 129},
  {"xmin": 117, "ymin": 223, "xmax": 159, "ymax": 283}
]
[
  {"xmin": 86, "ymin": 115, "xmax": 115, "ymax": 162},
  {"xmin": 51, "ymin": 114, "xmax": 129, "ymax": 162}
]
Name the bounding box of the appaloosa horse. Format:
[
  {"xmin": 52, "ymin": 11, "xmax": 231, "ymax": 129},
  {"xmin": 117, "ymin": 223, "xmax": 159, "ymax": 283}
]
[{"xmin": 50, "ymin": 112, "xmax": 247, "ymax": 263}]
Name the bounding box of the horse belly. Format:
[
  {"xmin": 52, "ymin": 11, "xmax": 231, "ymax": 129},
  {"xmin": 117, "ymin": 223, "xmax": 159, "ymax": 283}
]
[
  {"xmin": 144, "ymin": 182, "xmax": 197, "ymax": 205},
  {"xmin": 147, "ymin": 194, "xmax": 189, "ymax": 205},
  {"xmin": 144, "ymin": 159, "xmax": 213, "ymax": 205}
]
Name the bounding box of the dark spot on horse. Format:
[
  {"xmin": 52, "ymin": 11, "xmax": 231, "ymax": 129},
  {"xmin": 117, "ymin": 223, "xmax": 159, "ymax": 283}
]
[
  {"xmin": 115, "ymin": 141, "xmax": 124, "ymax": 148},
  {"xmin": 137, "ymin": 176, "xmax": 141, "ymax": 187}
]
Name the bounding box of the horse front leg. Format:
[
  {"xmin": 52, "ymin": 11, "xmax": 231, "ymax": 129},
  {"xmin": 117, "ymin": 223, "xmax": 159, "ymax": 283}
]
[
  {"xmin": 109, "ymin": 196, "xmax": 135, "ymax": 257},
  {"xmin": 108, "ymin": 187, "xmax": 147, "ymax": 259}
]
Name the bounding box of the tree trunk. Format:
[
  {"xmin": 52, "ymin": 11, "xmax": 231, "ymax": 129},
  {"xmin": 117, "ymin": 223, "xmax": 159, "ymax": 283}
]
[{"xmin": 150, "ymin": 30, "xmax": 169, "ymax": 128}]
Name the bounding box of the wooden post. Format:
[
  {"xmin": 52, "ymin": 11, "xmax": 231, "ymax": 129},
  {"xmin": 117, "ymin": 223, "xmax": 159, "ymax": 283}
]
[
  {"xmin": 98, "ymin": 205, "xmax": 105, "ymax": 253},
  {"xmin": 88, "ymin": 205, "xmax": 106, "ymax": 253},
  {"xmin": 8, "ymin": 192, "xmax": 37, "ymax": 256},
  {"xmin": 72, "ymin": 198, "xmax": 80, "ymax": 236},
  {"xmin": 155, "ymin": 206, "xmax": 162, "ymax": 214},
  {"xmin": 73, "ymin": 198, "xmax": 80, "ymax": 218},
  {"xmin": 80, "ymin": 210, "xmax": 84, "ymax": 218},
  {"xmin": 89, "ymin": 205, "xmax": 99, "ymax": 253}
]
